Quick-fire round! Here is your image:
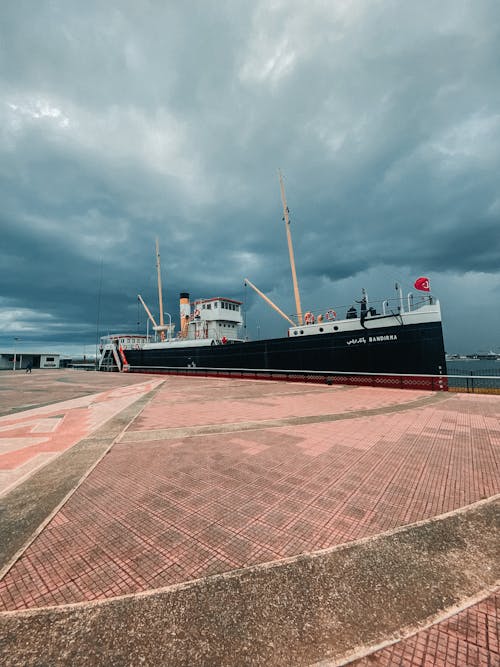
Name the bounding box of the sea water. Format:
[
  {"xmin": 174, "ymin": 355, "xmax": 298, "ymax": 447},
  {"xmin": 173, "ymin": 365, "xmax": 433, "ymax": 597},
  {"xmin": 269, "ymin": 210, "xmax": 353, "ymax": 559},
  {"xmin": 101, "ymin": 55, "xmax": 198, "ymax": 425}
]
[
  {"xmin": 446, "ymin": 359, "xmax": 500, "ymax": 391},
  {"xmin": 447, "ymin": 359, "xmax": 500, "ymax": 375}
]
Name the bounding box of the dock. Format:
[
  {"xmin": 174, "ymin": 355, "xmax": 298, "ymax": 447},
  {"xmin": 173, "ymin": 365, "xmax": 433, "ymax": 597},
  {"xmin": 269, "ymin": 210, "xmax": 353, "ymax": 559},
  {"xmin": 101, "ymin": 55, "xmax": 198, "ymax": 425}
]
[{"xmin": 0, "ymin": 370, "xmax": 498, "ymax": 666}]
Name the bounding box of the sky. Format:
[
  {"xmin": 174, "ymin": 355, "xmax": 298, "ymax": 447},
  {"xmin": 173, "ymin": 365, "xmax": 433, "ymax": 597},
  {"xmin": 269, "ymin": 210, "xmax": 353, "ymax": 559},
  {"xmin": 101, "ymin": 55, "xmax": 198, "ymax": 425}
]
[{"xmin": 1, "ymin": 0, "xmax": 499, "ymax": 357}]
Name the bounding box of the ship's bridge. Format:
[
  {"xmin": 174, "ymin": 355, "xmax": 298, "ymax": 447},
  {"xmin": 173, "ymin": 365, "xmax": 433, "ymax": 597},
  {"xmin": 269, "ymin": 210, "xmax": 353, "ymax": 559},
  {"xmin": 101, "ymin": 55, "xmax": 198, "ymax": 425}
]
[
  {"xmin": 192, "ymin": 298, "xmax": 243, "ymax": 324},
  {"xmin": 189, "ymin": 297, "xmax": 243, "ymax": 341}
]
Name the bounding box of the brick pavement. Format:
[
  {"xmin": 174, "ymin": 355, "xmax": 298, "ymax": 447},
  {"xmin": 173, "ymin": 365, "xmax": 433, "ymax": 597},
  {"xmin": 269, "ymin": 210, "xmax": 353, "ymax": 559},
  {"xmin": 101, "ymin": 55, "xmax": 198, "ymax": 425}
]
[
  {"xmin": 0, "ymin": 374, "xmax": 499, "ymax": 666},
  {"xmin": 350, "ymin": 590, "xmax": 499, "ymax": 667},
  {"xmin": 0, "ymin": 368, "xmax": 157, "ymax": 416},
  {"xmin": 0, "ymin": 376, "xmax": 162, "ymax": 496}
]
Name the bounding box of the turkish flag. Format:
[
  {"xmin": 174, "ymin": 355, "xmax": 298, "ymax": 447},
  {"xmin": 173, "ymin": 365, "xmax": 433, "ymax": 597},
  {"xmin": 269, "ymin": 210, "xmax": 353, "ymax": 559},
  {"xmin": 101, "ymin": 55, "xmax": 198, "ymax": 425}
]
[{"xmin": 414, "ymin": 277, "xmax": 430, "ymax": 292}]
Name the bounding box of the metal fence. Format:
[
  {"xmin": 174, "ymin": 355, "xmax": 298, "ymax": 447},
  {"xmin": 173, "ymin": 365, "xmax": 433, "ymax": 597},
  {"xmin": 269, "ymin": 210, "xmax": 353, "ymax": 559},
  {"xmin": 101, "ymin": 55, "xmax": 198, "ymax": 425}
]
[
  {"xmin": 130, "ymin": 365, "xmax": 450, "ymax": 391},
  {"xmin": 116, "ymin": 364, "xmax": 500, "ymax": 394},
  {"xmin": 447, "ymin": 367, "xmax": 500, "ymax": 394}
]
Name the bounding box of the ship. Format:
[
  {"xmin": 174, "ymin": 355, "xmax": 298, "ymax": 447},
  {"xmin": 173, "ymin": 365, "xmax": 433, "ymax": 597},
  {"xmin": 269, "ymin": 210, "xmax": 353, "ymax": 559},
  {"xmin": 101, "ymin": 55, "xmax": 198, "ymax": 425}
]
[{"xmin": 99, "ymin": 174, "xmax": 447, "ymax": 390}]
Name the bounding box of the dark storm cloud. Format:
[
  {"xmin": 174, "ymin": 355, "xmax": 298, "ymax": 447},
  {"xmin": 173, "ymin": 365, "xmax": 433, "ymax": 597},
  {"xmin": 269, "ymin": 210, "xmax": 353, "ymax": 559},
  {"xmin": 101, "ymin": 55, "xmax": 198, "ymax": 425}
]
[{"xmin": 1, "ymin": 0, "xmax": 499, "ymax": 353}]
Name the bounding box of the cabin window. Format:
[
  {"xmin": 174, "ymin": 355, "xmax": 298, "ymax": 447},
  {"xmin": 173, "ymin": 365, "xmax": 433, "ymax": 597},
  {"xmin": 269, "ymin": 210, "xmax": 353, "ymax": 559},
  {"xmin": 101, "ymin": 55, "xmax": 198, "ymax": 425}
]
[
  {"xmin": 214, "ymin": 302, "xmax": 218, "ymax": 308},
  {"xmin": 207, "ymin": 304, "xmax": 211, "ymax": 309},
  {"xmin": 46, "ymin": 357, "xmax": 55, "ymax": 361}
]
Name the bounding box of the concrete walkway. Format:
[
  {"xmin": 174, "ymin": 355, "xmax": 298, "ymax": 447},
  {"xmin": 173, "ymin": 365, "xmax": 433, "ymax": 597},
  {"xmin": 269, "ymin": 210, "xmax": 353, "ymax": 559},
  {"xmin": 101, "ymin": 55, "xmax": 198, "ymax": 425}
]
[{"xmin": 0, "ymin": 370, "xmax": 498, "ymax": 665}]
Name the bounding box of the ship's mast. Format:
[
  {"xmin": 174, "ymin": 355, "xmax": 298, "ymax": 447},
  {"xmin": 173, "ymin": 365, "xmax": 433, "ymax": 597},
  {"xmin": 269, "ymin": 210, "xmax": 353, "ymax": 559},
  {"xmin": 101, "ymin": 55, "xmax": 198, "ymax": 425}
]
[
  {"xmin": 155, "ymin": 238, "xmax": 166, "ymax": 341},
  {"xmin": 278, "ymin": 171, "xmax": 303, "ymax": 325}
]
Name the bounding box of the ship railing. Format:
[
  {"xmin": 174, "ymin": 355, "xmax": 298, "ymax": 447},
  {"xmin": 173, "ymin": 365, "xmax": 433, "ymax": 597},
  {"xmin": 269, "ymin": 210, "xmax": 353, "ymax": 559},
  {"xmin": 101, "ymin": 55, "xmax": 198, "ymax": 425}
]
[
  {"xmin": 303, "ymin": 294, "xmax": 436, "ymax": 322},
  {"xmin": 105, "ymin": 363, "xmax": 500, "ymax": 393},
  {"xmin": 124, "ymin": 366, "xmax": 442, "ymax": 392}
]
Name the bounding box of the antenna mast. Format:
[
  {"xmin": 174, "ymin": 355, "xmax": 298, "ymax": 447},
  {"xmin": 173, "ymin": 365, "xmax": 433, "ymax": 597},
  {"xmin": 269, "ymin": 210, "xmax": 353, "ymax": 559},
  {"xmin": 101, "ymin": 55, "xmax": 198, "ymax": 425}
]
[
  {"xmin": 278, "ymin": 170, "xmax": 303, "ymax": 325},
  {"xmin": 155, "ymin": 238, "xmax": 165, "ymax": 341}
]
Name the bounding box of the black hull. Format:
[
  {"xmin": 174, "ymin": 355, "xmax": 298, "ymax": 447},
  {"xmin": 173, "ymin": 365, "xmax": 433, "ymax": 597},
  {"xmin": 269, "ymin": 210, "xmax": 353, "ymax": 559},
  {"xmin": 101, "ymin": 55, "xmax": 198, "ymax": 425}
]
[{"xmin": 124, "ymin": 321, "xmax": 447, "ymax": 388}]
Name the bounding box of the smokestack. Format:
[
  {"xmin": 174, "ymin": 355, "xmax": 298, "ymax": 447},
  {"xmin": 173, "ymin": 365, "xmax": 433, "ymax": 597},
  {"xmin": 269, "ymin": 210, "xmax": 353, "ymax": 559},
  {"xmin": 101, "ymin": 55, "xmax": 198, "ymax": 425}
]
[{"xmin": 179, "ymin": 292, "xmax": 190, "ymax": 337}]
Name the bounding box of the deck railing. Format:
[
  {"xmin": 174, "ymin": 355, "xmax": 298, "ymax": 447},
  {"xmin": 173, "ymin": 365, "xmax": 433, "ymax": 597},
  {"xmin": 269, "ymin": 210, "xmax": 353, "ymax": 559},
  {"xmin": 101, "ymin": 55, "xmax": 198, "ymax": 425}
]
[
  {"xmin": 91, "ymin": 363, "xmax": 500, "ymax": 393},
  {"xmin": 128, "ymin": 365, "xmax": 452, "ymax": 391}
]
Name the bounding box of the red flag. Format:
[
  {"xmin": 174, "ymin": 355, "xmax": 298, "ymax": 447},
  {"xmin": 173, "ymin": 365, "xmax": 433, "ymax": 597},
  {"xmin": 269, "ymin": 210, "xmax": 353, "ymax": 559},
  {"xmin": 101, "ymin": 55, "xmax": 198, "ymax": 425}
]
[{"xmin": 414, "ymin": 277, "xmax": 430, "ymax": 292}]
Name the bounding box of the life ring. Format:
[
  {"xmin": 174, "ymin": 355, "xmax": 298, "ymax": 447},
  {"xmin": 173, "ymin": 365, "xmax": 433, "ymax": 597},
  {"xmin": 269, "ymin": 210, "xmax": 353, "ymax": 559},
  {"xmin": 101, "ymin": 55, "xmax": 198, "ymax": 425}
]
[
  {"xmin": 326, "ymin": 309, "xmax": 336, "ymax": 321},
  {"xmin": 193, "ymin": 309, "xmax": 200, "ymax": 318},
  {"xmin": 304, "ymin": 312, "xmax": 314, "ymax": 325}
]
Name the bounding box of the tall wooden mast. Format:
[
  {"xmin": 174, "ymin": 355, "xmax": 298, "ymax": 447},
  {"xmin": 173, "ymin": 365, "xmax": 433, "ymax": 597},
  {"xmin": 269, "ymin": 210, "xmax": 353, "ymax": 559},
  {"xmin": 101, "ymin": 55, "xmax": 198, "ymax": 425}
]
[
  {"xmin": 278, "ymin": 171, "xmax": 303, "ymax": 325},
  {"xmin": 155, "ymin": 238, "xmax": 165, "ymax": 341}
]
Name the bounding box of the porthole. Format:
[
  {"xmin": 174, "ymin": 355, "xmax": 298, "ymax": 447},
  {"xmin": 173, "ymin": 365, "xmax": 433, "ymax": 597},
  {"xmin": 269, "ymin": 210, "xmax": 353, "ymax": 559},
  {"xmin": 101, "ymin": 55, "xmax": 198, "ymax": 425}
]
[
  {"xmin": 300, "ymin": 330, "xmax": 304, "ymax": 334},
  {"xmin": 294, "ymin": 331, "xmax": 298, "ymax": 335},
  {"xmin": 319, "ymin": 327, "xmax": 324, "ymax": 332},
  {"xmin": 334, "ymin": 326, "xmax": 339, "ymax": 331}
]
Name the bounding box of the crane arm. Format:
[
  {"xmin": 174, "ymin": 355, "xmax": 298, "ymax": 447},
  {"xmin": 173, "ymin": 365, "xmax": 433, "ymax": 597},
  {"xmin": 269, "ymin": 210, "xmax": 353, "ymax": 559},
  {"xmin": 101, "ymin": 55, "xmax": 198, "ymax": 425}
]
[
  {"xmin": 244, "ymin": 278, "xmax": 296, "ymax": 326},
  {"xmin": 137, "ymin": 294, "xmax": 158, "ymax": 328}
]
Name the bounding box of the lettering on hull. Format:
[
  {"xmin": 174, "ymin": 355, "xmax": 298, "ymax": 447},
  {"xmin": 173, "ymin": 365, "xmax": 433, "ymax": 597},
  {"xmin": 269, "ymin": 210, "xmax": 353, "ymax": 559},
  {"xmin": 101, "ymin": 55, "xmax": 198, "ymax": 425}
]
[{"xmin": 347, "ymin": 334, "xmax": 398, "ymax": 346}]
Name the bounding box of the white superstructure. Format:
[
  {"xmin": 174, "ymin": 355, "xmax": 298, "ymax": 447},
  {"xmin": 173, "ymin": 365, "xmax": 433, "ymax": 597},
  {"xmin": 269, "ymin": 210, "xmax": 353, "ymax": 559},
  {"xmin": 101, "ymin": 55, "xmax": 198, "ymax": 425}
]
[{"xmin": 288, "ymin": 297, "xmax": 442, "ymax": 338}]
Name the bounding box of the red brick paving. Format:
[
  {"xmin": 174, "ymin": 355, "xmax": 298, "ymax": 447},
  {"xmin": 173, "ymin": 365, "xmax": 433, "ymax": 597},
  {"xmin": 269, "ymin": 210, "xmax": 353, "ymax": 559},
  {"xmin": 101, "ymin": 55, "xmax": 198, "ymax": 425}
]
[
  {"xmin": 0, "ymin": 368, "xmax": 160, "ymax": 415},
  {"xmin": 351, "ymin": 590, "xmax": 499, "ymax": 667},
  {"xmin": 0, "ymin": 376, "xmax": 499, "ymax": 666},
  {"xmin": 129, "ymin": 380, "xmax": 433, "ymax": 430},
  {"xmin": 0, "ymin": 377, "xmax": 162, "ymax": 496},
  {"xmin": 0, "ymin": 380, "xmax": 499, "ymax": 614}
]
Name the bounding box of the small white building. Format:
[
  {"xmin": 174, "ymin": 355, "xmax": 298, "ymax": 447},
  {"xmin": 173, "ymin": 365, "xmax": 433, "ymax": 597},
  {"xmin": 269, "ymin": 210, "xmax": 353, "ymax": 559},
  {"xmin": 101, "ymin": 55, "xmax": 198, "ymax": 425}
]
[{"xmin": 0, "ymin": 352, "xmax": 60, "ymax": 370}]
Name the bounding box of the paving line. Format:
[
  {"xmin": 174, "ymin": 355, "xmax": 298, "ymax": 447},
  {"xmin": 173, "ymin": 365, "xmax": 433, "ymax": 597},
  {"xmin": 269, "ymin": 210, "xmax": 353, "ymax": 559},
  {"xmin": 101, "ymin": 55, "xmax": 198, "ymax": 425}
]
[
  {"xmin": 119, "ymin": 392, "xmax": 451, "ymax": 443},
  {"xmin": 2, "ymin": 493, "xmax": 497, "ymax": 616},
  {"xmin": 313, "ymin": 584, "xmax": 500, "ymax": 667}
]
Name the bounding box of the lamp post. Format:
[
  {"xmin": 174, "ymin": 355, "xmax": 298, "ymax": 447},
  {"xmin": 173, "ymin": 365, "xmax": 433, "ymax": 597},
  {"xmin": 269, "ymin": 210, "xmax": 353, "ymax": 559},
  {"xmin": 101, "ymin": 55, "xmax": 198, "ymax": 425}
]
[{"xmin": 13, "ymin": 337, "xmax": 21, "ymax": 371}]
